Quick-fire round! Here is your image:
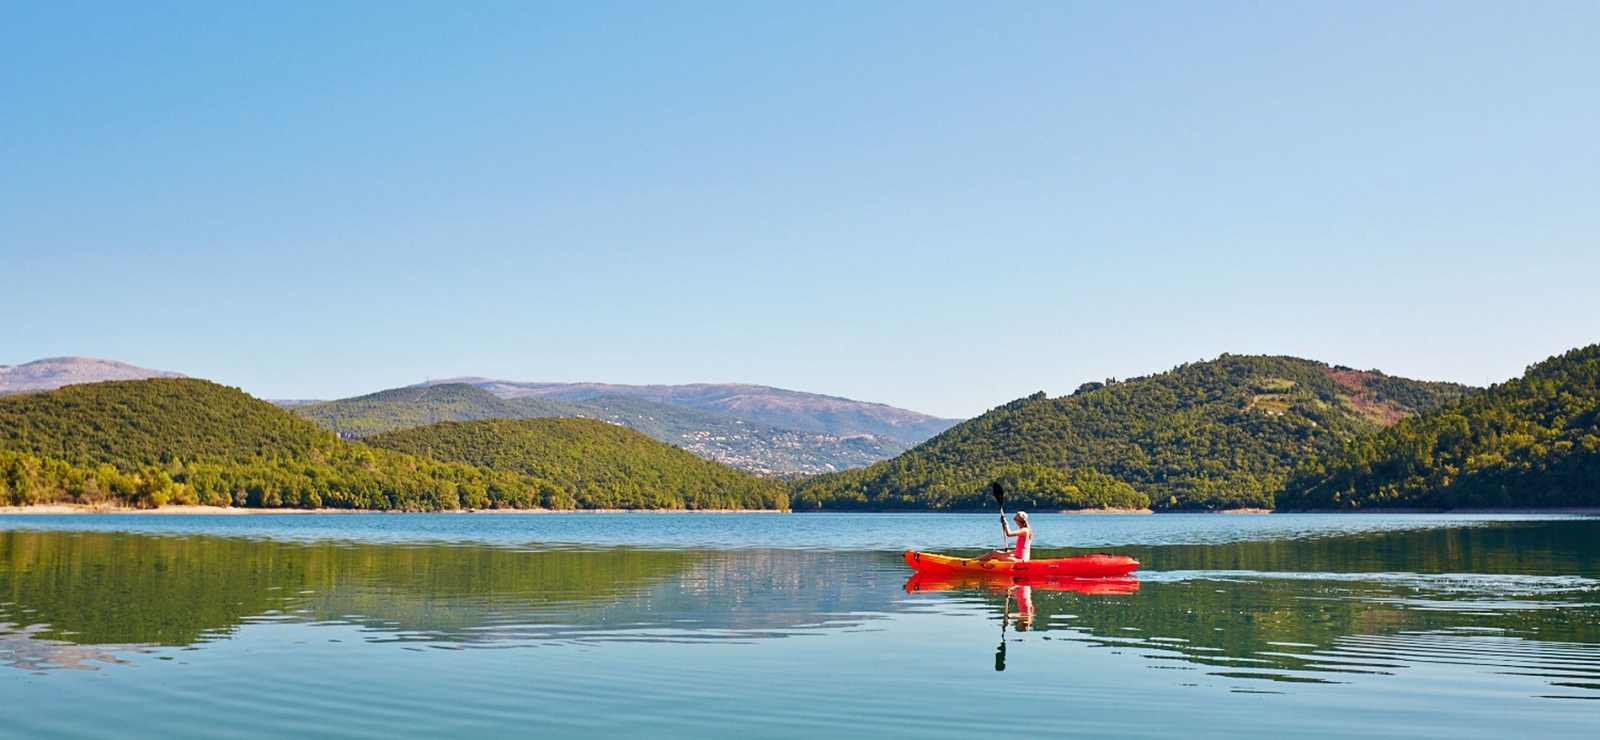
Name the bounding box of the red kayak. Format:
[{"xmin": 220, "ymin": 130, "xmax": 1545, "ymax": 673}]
[
  {"xmin": 903, "ymin": 550, "xmax": 1140, "ymax": 578},
  {"xmin": 904, "ymin": 572, "xmax": 1140, "ymax": 595}
]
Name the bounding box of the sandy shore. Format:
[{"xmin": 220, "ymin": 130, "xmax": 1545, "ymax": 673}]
[{"xmin": 0, "ymin": 504, "xmax": 260, "ymax": 515}]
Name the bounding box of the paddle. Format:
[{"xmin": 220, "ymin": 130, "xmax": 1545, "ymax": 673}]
[{"xmin": 991, "ymin": 481, "xmax": 1007, "ymax": 550}]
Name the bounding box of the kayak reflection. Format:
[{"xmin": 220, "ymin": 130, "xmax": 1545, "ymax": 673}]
[{"xmin": 903, "ymin": 572, "xmax": 1140, "ymax": 596}]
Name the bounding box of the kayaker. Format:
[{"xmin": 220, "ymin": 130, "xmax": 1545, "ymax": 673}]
[{"xmin": 978, "ymin": 511, "xmax": 1032, "ymax": 562}]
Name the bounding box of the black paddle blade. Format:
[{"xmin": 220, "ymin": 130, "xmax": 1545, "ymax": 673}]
[{"xmin": 991, "ymin": 481, "xmax": 1005, "ymax": 507}]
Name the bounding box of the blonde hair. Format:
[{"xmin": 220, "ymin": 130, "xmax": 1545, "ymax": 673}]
[{"xmin": 1014, "ymin": 511, "xmax": 1029, "ymax": 524}]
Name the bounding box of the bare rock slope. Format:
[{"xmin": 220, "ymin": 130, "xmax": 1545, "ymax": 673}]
[{"xmin": 0, "ymin": 357, "xmax": 184, "ymax": 395}]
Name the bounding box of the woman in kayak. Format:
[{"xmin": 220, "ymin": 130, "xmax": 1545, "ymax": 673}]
[{"xmin": 978, "ymin": 511, "xmax": 1031, "ymax": 562}]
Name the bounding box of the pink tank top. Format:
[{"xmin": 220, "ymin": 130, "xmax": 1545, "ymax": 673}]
[{"xmin": 1013, "ymin": 530, "xmax": 1031, "ymax": 561}]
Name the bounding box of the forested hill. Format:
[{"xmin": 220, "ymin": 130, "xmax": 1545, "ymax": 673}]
[
  {"xmin": 293, "ymin": 383, "xmax": 577, "ymax": 438},
  {"xmin": 1280, "ymin": 344, "xmax": 1600, "ymax": 510},
  {"xmin": 365, "ymin": 418, "xmax": 787, "ymax": 510},
  {"xmin": 790, "ymin": 355, "xmax": 1477, "ymax": 511},
  {"xmin": 0, "ymin": 379, "xmax": 784, "ymax": 511}
]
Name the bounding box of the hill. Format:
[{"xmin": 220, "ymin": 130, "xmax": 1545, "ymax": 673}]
[
  {"xmin": 292, "ymin": 383, "xmax": 578, "ymax": 438},
  {"xmin": 418, "ymin": 378, "xmax": 960, "ymax": 443},
  {"xmin": 364, "ymin": 418, "xmax": 788, "ymax": 510},
  {"xmin": 0, "ymin": 357, "xmax": 183, "ymax": 395},
  {"xmin": 1280, "ymin": 344, "xmax": 1600, "ymax": 510},
  {"xmin": 292, "ymin": 384, "xmax": 908, "ymax": 476},
  {"xmin": 790, "ymin": 355, "xmax": 1477, "ymax": 511},
  {"xmin": 0, "ymin": 379, "xmax": 782, "ymax": 511}
]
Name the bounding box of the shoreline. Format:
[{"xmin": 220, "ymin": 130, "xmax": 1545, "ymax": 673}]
[
  {"xmin": 0, "ymin": 504, "xmax": 792, "ymax": 515},
  {"xmin": 1281, "ymin": 507, "xmax": 1600, "ymax": 515},
  {"xmin": 3, "ymin": 504, "xmax": 1596, "ymax": 516}
]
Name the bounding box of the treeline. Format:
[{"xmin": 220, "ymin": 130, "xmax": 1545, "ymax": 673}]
[
  {"xmin": 366, "ymin": 418, "xmax": 788, "ymax": 510},
  {"xmin": 1280, "ymin": 344, "xmax": 1600, "ymax": 509},
  {"xmin": 793, "ymin": 355, "xmax": 1474, "ymax": 511},
  {"xmin": 793, "ymin": 452, "xmax": 1148, "ymax": 511},
  {"xmin": 0, "ymin": 379, "xmax": 784, "ymax": 511},
  {"xmin": 0, "ymin": 445, "xmax": 565, "ymax": 511}
]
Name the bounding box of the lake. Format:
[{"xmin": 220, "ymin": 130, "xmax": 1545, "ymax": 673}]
[{"xmin": 2, "ymin": 512, "xmax": 1597, "ymax": 738}]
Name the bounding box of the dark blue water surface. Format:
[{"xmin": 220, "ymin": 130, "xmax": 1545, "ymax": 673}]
[{"xmin": 2, "ymin": 512, "xmax": 1597, "ymax": 738}]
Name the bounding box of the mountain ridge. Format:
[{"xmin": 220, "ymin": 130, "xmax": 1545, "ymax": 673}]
[
  {"xmin": 291, "ymin": 383, "xmax": 910, "ymax": 476},
  {"xmin": 0, "ymin": 357, "xmax": 184, "ymax": 395},
  {"xmin": 417, "ymin": 377, "xmax": 959, "ymax": 443}
]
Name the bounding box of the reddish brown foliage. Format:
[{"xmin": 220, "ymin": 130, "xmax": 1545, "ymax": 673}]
[{"xmin": 1322, "ymin": 368, "xmax": 1407, "ymax": 425}]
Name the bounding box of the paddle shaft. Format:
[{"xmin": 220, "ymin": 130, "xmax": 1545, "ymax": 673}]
[{"xmin": 992, "ymin": 483, "xmax": 1007, "ymax": 550}]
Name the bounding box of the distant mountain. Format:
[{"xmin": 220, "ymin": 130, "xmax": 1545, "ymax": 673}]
[
  {"xmin": 418, "ymin": 378, "xmax": 960, "ymax": 443},
  {"xmin": 792, "ymin": 355, "xmax": 1479, "ymax": 511},
  {"xmin": 268, "ymin": 399, "xmax": 328, "ymax": 408},
  {"xmin": 291, "ymin": 383, "xmax": 910, "ymax": 476},
  {"xmin": 1280, "ymin": 344, "xmax": 1600, "ymax": 510},
  {"xmin": 567, "ymin": 394, "xmax": 910, "ymax": 477},
  {"xmin": 0, "ymin": 357, "xmax": 184, "ymax": 395}
]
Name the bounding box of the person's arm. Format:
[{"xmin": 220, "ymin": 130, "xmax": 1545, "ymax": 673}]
[{"xmin": 1001, "ymin": 519, "xmax": 1020, "ymax": 538}]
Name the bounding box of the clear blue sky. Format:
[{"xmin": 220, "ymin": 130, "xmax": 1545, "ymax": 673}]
[{"xmin": 3, "ymin": 1, "xmax": 1597, "ymax": 418}]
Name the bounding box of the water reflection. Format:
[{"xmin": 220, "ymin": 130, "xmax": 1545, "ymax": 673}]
[
  {"xmin": 2, "ymin": 521, "xmax": 1600, "ymax": 702},
  {"xmin": 906, "ymin": 563, "xmax": 1600, "ymax": 696},
  {"xmin": 0, "ymin": 532, "xmax": 900, "ymax": 650},
  {"xmin": 0, "ymin": 622, "xmax": 147, "ymax": 671}
]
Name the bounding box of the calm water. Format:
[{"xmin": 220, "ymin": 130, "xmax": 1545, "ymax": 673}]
[{"xmin": 1, "ymin": 513, "xmax": 1597, "ymax": 738}]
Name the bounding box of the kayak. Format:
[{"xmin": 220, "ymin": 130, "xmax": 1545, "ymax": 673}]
[
  {"xmin": 904, "ymin": 572, "xmax": 1140, "ymax": 595},
  {"xmin": 903, "ymin": 550, "xmax": 1139, "ymax": 578}
]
